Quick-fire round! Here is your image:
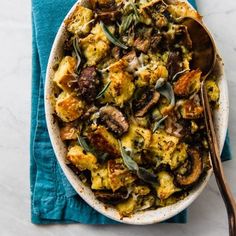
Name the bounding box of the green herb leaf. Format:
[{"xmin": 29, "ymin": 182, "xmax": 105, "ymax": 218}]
[
  {"xmin": 152, "ymin": 115, "xmax": 168, "ymax": 133},
  {"xmin": 119, "ymin": 140, "xmax": 138, "ymax": 171},
  {"xmin": 73, "ymin": 38, "xmax": 82, "ymax": 72},
  {"xmin": 172, "ymin": 68, "xmax": 190, "ymax": 81},
  {"xmin": 156, "ymin": 81, "xmax": 175, "ymax": 107},
  {"xmin": 96, "ymin": 81, "xmax": 111, "ymax": 99},
  {"xmin": 100, "ymin": 21, "xmax": 128, "ymax": 49},
  {"xmin": 130, "ymin": 2, "xmax": 141, "ymax": 23},
  {"xmin": 78, "ymin": 136, "xmax": 94, "ymax": 153},
  {"xmin": 137, "ymin": 167, "xmax": 157, "ymax": 184},
  {"xmin": 119, "ymin": 14, "xmax": 134, "ymax": 34},
  {"xmin": 119, "ymin": 141, "xmax": 157, "ymax": 184}
]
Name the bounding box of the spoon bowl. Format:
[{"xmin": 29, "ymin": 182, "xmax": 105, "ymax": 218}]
[{"xmin": 181, "ymin": 17, "xmax": 216, "ymax": 78}]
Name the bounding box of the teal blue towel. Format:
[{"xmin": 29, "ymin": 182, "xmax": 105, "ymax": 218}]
[{"xmin": 30, "ymin": 0, "xmax": 231, "ymax": 224}]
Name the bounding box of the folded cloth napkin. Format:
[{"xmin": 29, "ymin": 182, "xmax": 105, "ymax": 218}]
[{"xmin": 30, "ymin": 0, "xmax": 232, "ymax": 224}]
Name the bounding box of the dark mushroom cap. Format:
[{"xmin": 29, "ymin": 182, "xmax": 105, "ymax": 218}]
[
  {"xmin": 134, "ymin": 89, "xmax": 160, "ymax": 117},
  {"xmin": 77, "ymin": 66, "xmax": 100, "ymax": 103},
  {"xmin": 99, "ymin": 105, "xmax": 129, "ymax": 137},
  {"xmin": 175, "ymin": 148, "xmax": 203, "ymax": 187},
  {"xmin": 94, "ymin": 190, "xmax": 129, "ymax": 205}
]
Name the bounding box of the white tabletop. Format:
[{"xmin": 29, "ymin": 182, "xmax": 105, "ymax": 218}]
[{"xmin": 0, "ymin": 0, "xmax": 235, "ymax": 235}]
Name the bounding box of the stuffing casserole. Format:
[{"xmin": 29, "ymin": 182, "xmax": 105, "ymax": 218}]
[{"xmin": 52, "ymin": 0, "xmax": 220, "ymax": 218}]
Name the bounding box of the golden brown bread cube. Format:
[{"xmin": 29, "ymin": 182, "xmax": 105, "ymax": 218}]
[
  {"xmin": 91, "ymin": 165, "xmax": 111, "ymax": 190},
  {"xmin": 167, "ymin": 2, "xmax": 202, "ymax": 21},
  {"xmin": 121, "ymin": 123, "xmax": 152, "ymax": 151},
  {"xmin": 180, "ymin": 99, "xmax": 204, "ymax": 119},
  {"xmin": 60, "ymin": 123, "xmax": 79, "ymax": 141},
  {"xmin": 67, "ymin": 145, "xmax": 98, "ymax": 171},
  {"xmin": 88, "ymin": 125, "xmax": 120, "ymax": 157},
  {"xmin": 156, "ymin": 171, "xmax": 180, "ymax": 200},
  {"xmin": 55, "ymin": 92, "xmax": 84, "ymax": 122},
  {"xmin": 80, "ymin": 23, "xmax": 111, "ymax": 66},
  {"xmin": 107, "ymin": 159, "xmax": 136, "ymax": 192},
  {"xmin": 101, "ymin": 59, "xmax": 135, "ymax": 107},
  {"xmin": 65, "ymin": 4, "xmax": 94, "ymax": 36},
  {"xmin": 53, "ymin": 56, "xmax": 77, "ymax": 92},
  {"xmin": 205, "ymin": 80, "xmax": 220, "ymax": 103},
  {"xmin": 116, "ymin": 196, "xmax": 137, "ymax": 217},
  {"xmin": 149, "ymin": 129, "xmax": 179, "ymax": 161},
  {"xmin": 174, "ymin": 69, "xmax": 201, "ymax": 97}
]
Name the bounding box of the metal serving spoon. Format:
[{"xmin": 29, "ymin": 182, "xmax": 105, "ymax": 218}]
[{"xmin": 181, "ymin": 17, "xmax": 236, "ymax": 236}]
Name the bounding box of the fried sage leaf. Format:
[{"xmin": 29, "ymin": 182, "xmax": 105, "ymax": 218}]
[
  {"xmin": 100, "ymin": 21, "xmax": 128, "ymax": 49},
  {"xmin": 72, "ymin": 38, "xmax": 82, "ymax": 72},
  {"xmin": 77, "ymin": 136, "xmax": 94, "ymax": 153},
  {"xmin": 152, "ymin": 115, "xmax": 168, "ymax": 133},
  {"xmin": 119, "ymin": 141, "xmax": 157, "ymax": 184},
  {"xmin": 156, "ymin": 81, "xmax": 175, "ymax": 107},
  {"xmin": 78, "ymin": 136, "xmax": 109, "ymax": 163}
]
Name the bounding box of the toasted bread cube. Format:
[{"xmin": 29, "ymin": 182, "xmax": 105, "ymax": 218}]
[
  {"xmin": 169, "ymin": 143, "xmax": 188, "ymax": 169},
  {"xmin": 136, "ymin": 65, "xmax": 168, "ymax": 87},
  {"xmin": 108, "ymin": 159, "xmax": 136, "ymax": 192},
  {"xmin": 53, "ymin": 56, "xmax": 77, "ymax": 92},
  {"xmin": 55, "ymin": 92, "xmax": 84, "ymax": 122},
  {"xmin": 65, "ymin": 4, "xmax": 94, "ymax": 36},
  {"xmin": 133, "ymin": 186, "xmax": 151, "ymax": 196},
  {"xmin": 102, "ymin": 60, "xmax": 135, "ymax": 107},
  {"xmin": 88, "ymin": 125, "xmax": 120, "ymax": 157},
  {"xmin": 116, "ymin": 196, "xmax": 137, "ymax": 217},
  {"xmin": 167, "ymin": 2, "xmax": 201, "ymax": 20},
  {"xmin": 60, "ymin": 123, "xmax": 79, "ymax": 141},
  {"xmin": 205, "ymin": 80, "xmax": 220, "ymax": 102},
  {"xmin": 67, "ymin": 145, "xmax": 98, "ymax": 171},
  {"xmin": 174, "ymin": 69, "xmax": 201, "ymax": 97},
  {"xmin": 180, "ymin": 99, "xmax": 204, "ymax": 119},
  {"xmin": 121, "ymin": 123, "xmax": 152, "ymax": 150},
  {"xmin": 91, "ymin": 165, "xmax": 111, "ymax": 190},
  {"xmin": 156, "ymin": 171, "xmax": 180, "ymax": 200},
  {"xmin": 150, "ymin": 129, "xmax": 179, "ymax": 161},
  {"xmin": 80, "ymin": 23, "xmax": 110, "ymax": 66}
]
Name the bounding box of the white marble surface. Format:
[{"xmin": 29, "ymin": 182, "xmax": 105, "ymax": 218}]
[{"xmin": 0, "ymin": 0, "xmax": 235, "ymax": 235}]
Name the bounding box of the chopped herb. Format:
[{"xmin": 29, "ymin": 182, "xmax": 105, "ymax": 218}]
[
  {"xmin": 78, "ymin": 136, "xmax": 93, "ymax": 153},
  {"xmin": 119, "ymin": 14, "xmax": 134, "ymax": 34},
  {"xmin": 119, "ymin": 141, "xmax": 157, "ymax": 184},
  {"xmin": 156, "ymin": 81, "xmax": 175, "ymax": 107},
  {"xmin": 152, "ymin": 115, "xmax": 168, "ymax": 133},
  {"xmin": 72, "ymin": 38, "xmax": 82, "ymax": 72},
  {"xmin": 100, "ymin": 21, "xmax": 128, "ymax": 49},
  {"xmin": 96, "ymin": 81, "xmax": 111, "ymax": 99},
  {"xmin": 172, "ymin": 68, "xmax": 190, "ymax": 81},
  {"xmin": 130, "ymin": 2, "xmax": 141, "ymax": 23}
]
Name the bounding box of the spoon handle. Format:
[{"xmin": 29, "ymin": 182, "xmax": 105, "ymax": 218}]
[{"xmin": 201, "ymin": 83, "xmax": 236, "ymax": 236}]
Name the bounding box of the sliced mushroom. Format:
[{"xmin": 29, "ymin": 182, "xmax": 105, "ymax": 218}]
[
  {"xmin": 94, "ymin": 190, "xmax": 130, "ymax": 205},
  {"xmin": 133, "ymin": 89, "xmax": 160, "ymax": 117},
  {"xmin": 134, "ymin": 38, "xmax": 151, "ymax": 53},
  {"xmin": 99, "ymin": 105, "xmax": 129, "ymax": 136},
  {"xmin": 96, "ymin": 9, "xmax": 121, "ymax": 23},
  {"xmin": 150, "ymin": 34, "xmax": 162, "ymax": 51},
  {"xmin": 77, "ymin": 66, "xmax": 100, "ymax": 103},
  {"xmin": 175, "ymin": 148, "xmax": 203, "ymax": 187}
]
